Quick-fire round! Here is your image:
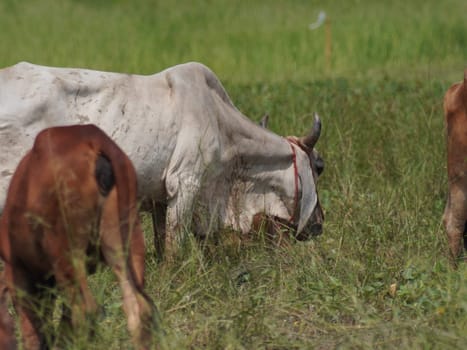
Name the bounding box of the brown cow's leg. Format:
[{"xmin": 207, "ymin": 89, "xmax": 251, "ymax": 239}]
[
  {"xmin": 59, "ymin": 257, "xmax": 97, "ymax": 326},
  {"xmin": 16, "ymin": 303, "xmax": 44, "ymax": 350},
  {"xmin": 129, "ymin": 218, "xmax": 147, "ymax": 289},
  {"xmin": 0, "ymin": 267, "xmax": 17, "ymax": 350},
  {"xmin": 45, "ymin": 220, "xmax": 97, "ymax": 336},
  {"xmin": 52, "ymin": 255, "xmax": 98, "ymax": 347},
  {"xmin": 100, "ymin": 190, "xmax": 156, "ymax": 350},
  {"xmin": 443, "ymin": 184, "xmax": 467, "ymax": 265},
  {"xmin": 6, "ymin": 265, "xmax": 45, "ymax": 350}
]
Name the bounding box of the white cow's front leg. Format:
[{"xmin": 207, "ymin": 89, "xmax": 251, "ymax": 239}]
[{"xmin": 164, "ymin": 173, "xmax": 202, "ymax": 262}]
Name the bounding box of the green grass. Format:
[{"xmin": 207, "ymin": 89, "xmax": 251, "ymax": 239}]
[
  {"xmin": 1, "ymin": 0, "xmax": 466, "ymax": 349},
  {"xmin": 0, "ymin": 0, "xmax": 465, "ymax": 82}
]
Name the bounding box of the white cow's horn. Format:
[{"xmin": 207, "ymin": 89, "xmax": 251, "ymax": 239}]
[{"xmin": 301, "ymin": 113, "xmax": 321, "ymax": 149}]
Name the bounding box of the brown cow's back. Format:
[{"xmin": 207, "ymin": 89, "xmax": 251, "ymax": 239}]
[
  {"xmin": 4, "ymin": 126, "xmax": 120, "ymax": 274},
  {"xmin": 0, "ymin": 124, "xmax": 156, "ymax": 349}
]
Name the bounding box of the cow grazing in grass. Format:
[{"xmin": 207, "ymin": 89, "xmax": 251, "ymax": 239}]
[
  {"xmin": 0, "ymin": 62, "xmax": 324, "ymax": 261},
  {"xmin": 443, "ymin": 69, "xmax": 467, "ymax": 264},
  {"xmin": 0, "ymin": 124, "xmax": 156, "ymax": 349}
]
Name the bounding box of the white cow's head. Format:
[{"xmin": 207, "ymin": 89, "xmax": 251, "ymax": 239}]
[
  {"xmin": 292, "ymin": 113, "xmax": 324, "ymax": 238},
  {"xmin": 253, "ymin": 113, "xmax": 324, "ymax": 241}
]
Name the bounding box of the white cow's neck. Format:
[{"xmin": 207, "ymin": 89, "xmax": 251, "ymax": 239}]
[{"xmin": 216, "ymin": 114, "xmax": 297, "ymax": 234}]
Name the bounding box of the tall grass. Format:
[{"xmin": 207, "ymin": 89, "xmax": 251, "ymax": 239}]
[
  {"xmin": 0, "ymin": 0, "xmax": 465, "ymax": 82},
  {"xmin": 0, "ymin": 0, "xmax": 466, "ymax": 349}
]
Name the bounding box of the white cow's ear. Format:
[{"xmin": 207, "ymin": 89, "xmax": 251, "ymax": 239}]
[
  {"xmin": 258, "ymin": 114, "xmax": 269, "ymax": 128},
  {"xmin": 296, "ymin": 154, "xmax": 317, "ymax": 233}
]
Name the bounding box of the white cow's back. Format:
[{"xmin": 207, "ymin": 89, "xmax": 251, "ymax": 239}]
[{"xmin": 0, "ymin": 61, "xmax": 246, "ymax": 211}]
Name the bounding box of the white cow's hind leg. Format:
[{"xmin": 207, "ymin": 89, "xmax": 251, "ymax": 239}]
[{"xmin": 151, "ymin": 201, "xmax": 167, "ymax": 263}]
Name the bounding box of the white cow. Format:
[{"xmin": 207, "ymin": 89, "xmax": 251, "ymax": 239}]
[{"xmin": 0, "ymin": 61, "xmax": 324, "ymax": 259}]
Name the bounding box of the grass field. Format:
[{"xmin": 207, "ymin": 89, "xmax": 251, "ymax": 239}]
[{"xmin": 1, "ymin": 0, "xmax": 466, "ymax": 349}]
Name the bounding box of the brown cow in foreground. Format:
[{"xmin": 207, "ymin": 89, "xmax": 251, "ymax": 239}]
[
  {"xmin": 443, "ymin": 69, "xmax": 467, "ymax": 265},
  {"xmin": 0, "ymin": 124, "xmax": 157, "ymax": 349}
]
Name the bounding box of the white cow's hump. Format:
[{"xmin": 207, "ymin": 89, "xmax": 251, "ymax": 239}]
[
  {"xmin": 4, "ymin": 61, "xmax": 37, "ymax": 73},
  {"xmin": 3, "ymin": 61, "xmax": 235, "ymax": 110},
  {"xmin": 160, "ymin": 62, "xmax": 236, "ymax": 110},
  {"xmin": 2, "ymin": 61, "xmax": 57, "ymax": 84}
]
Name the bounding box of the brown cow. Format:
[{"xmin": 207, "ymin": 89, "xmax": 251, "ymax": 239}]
[
  {"xmin": 0, "ymin": 124, "xmax": 157, "ymax": 349},
  {"xmin": 443, "ymin": 69, "xmax": 467, "ymax": 265}
]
